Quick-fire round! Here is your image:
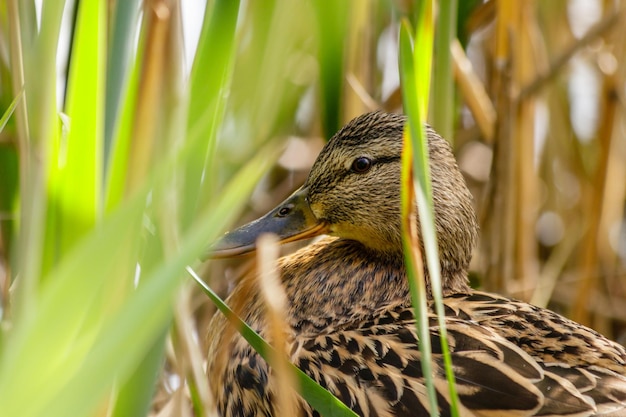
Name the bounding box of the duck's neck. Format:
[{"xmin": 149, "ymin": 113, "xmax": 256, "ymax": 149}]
[
  {"xmin": 278, "ymin": 237, "xmax": 407, "ymax": 332},
  {"xmin": 278, "ymin": 237, "xmax": 470, "ymax": 333}
]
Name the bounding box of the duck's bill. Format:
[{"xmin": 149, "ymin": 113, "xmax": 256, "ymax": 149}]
[{"xmin": 206, "ymin": 187, "xmax": 329, "ymax": 259}]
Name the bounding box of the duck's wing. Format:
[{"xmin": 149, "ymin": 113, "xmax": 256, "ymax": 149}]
[
  {"xmin": 444, "ymin": 291, "xmax": 626, "ymax": 416},
  {"xmin": 289, "ymin": 304, "xmax": 626, "ymax": 417},
  {"xmin": 444, "ymin": 292, "xmax": 626, "ymax": 373}
]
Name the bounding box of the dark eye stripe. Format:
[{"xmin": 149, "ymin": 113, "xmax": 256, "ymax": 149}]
[
  {"xmin": 374, "ymin": 156, "xmax": 401, "ymax": 165},
  {"xmin": 351, "ymin": 156, "xmax": 400, "ymax": 172},
  {"xmin": 341, "ymin": 156, "xmax": 401, "ymax": 180}
]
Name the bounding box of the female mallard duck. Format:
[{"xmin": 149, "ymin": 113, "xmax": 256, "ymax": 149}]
[{"xmin": 207, "ymin": 111, "xmax": 626, "ymax": 417}]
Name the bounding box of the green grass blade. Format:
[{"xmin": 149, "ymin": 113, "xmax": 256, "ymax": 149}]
[
  {"xmin": 0, "ymin": 198, "xmax": 145, "ymax": 417},
  {"xmin": 104, "ymin": 32, "xmax": 143, "ymax": 211},
  {"xmin": 22, "ymin": 0, "xmax": 65, "ymax": 139},
  {"xmin": 400, "ymin": 2, "xmax": 461, "ymax": 415},
  {"xmin": 311, "ymin": 0, "xmax": 349, "ymax": 138},
  {"xmin": 187, "ymin": 266, "xmax": 358, "ymax": 417},
  {"xmin": 13, "ymin": 0, "xmax": 65, "ymax": 320},
  {"xmin": 57, "ymin": 0, "xmax": 106, "ymax": 252},
  {"xmin": 0, "ymin": 89, "xmax": 22, "ymax": 132},
  {"xmin": 413, "ymin": 3, "xmax": 461, "ymax": 413},
  {"xmin": 104, "ymin": 0, "xmax": 141, "ymax": 166},
  {"xmin": 110, "ymin": 327, "xmax": 168, "ymax": 417},
  {"xmin": 182, "ymin": 0, "xmax": 241, "ymax": 230},
  {"xmin": 399, "ymin": 19, "xmax": 438, "ymax": 417},
  {"xmin": 431, "ymin": 0, "xmax": 457, "ymax": 140}
]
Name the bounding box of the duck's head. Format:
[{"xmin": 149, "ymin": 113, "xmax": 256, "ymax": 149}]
[{"xmin": 210, "ymin": 111, "xmax": 477, "ymax": 280}]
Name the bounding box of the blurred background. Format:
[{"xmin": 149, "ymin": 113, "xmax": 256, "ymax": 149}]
[{"xmin": 0, "ymin": 1, "xmax": 625, "ymax": 416}]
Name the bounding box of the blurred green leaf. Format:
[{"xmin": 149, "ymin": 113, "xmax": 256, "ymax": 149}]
[
  {"xmin": 0, "ymin": 138, "xmax": 275, "ymax": 417},
  {"xmin": 110, "ymin": 327, "xmax": 168, "ymax": 417},
  {"xmin": 312, "ymin": 0, "xmax": 349, "ymax": 138},
  {"xmin": 13, "ymin": 0, "xmax": 65, "ymax": 322},
  {"xmin": 431, "ymin": 0, "xmax": 457, "ymax": 140},
  {"xmin": 0, "ymin": 196, "xmax": 145, "ymax": 417},
  {"xmin": 104, "ymin": 0, "xmax": 141, "ymax": 166},
  {"xmin": 182, "ymin": 0, "xmax": 241, "ymax": 230},
  {"xmin": 56, "ymin": 0, "xmax": 105, "ymax": 255},
  {"xmin": 104, "ymin": 35, "xmax": 143, "ymax": 211}
]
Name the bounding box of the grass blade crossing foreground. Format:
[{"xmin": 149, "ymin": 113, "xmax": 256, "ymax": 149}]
[
  {"xmin": 398, "ymin": 20, "xmax": 437, "ymax": 416},
  {"xmin": 399, "ymin": 1, "xmax": 461, "ymax": 415},
  {"xmin": 187, "ymin": 266, "xmax": 359, "ymax": 417}
]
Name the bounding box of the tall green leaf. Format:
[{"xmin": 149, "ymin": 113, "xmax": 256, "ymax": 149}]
[
  {"xmin": 399, "ymin": 1, "xmax": 460, "ymax": 415},
  {"xmin": 104, "ymin": 0, "xmax": 142, "ymax": 166},
  {"xmin": 312, "ymin": 0, "xmax": 349, "ymax": 138},
  {"xmin": 13, "ymin": 0, "xmax": 65, "ymax": 320},
  {"xmin": 56, "ymin": 0, "xmax": 106, "ymax": 254},
  {"xmin": 398, "ymin": 20, "xmax": 438, "ymax": 416},
  {"xmin": 182, "ymin": 0, "xmax": 241, "ymax": 230},
  {"xmin": 431, "ymin": 0, "xmax": 457, "ymax": 140},
  {"xmin": 104, "ymin": 32, "xmax": 144, "ymax": 211}
]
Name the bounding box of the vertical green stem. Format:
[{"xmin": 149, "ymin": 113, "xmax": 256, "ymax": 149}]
[{"xmin": 431, "ymin": 0, "xmax": 457, "ymax": 141}]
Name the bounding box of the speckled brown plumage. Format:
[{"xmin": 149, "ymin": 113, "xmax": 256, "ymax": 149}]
[{"xmin": 207, "ymin": 111, "xmax": 626, "ymax": 417}]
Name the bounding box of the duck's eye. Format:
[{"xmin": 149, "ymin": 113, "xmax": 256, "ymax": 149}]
[
  {"xmin": 351, "ymin": 157, "xmax": 372, "ymax": 174},
  {"xmin": 276, "ymin": 204, "xmax": 293, "ymax": 217}
]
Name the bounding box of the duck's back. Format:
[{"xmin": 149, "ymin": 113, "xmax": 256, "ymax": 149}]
[
  {"xmin": 285, "ymin": 297, "xmax": 626, "ymax": 417},
  {"xmin": 208, "ymin": 240, "xmax": 626, "ymax": 417}
]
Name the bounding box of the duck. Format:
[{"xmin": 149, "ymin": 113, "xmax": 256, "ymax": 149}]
[{"xmin": 206, "ymin": 111, "xmax": 626, "ymax": 417}]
